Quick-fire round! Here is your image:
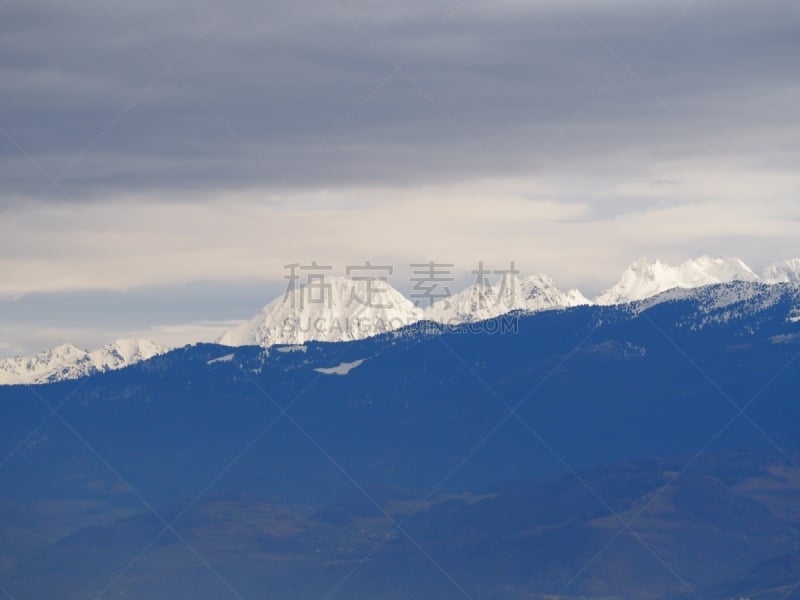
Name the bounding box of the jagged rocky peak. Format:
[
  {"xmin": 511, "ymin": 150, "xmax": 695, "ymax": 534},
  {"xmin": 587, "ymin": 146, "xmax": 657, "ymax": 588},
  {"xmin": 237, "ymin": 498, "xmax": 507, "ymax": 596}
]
[
  {"xmin": 424, "ymin": 273, "xmax": 589, "ymax": 325},
  {"xmin": 762, "ymin": 258, "xmax": 800, "ymax": 284},
  {"xmin": 595, "ymin": 256, "xmax": 759, "ymax": 305},
  {"xmin": 0, "ymin": 339, "xmax": 169, "ymax": 386}
]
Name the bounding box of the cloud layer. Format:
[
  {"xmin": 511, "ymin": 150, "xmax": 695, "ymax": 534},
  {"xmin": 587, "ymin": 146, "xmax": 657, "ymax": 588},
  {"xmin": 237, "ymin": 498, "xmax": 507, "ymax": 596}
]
[
  {"xmin": 1, "ymin": 0, "xmax": 800, "ymax": 354},
  {"xmin": 2, "ymin": 0, "xmax": 798, "ymax": 197}
]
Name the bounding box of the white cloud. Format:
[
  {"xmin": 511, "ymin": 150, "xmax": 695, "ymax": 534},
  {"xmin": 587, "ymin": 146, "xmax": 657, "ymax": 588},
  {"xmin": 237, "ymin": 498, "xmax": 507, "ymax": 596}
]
[
  {"xmin": 129, "ymin": 320, "xmax": 247, "ymax": 349},
  {"xmin": 2, "ymin": 166, "xmax": 799, "ymax": 298},
  {"xmin": 3, "ymin": 0, "xmax": 799, "ymax": 356}
]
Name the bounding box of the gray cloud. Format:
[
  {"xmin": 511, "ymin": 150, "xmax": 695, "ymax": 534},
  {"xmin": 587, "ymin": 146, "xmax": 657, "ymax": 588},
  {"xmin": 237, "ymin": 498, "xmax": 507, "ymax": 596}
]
[
  {"xmin": 0, "ymin": 280, "xmax": 279, "ymax": 356},
  {"xmin": 1, "ymin": 0, "xmax": 798, "ymax": 201},
  {"xmin": 3, "ymin": 0, "xmax": 800, "ymax": 355}
]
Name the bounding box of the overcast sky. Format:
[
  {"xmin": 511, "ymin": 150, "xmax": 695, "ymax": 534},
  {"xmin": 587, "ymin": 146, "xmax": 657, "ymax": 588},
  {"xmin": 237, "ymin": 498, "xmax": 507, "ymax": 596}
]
[{"xmin": 2, "ymin": 0, "xmax": 800, "ymax": 356}]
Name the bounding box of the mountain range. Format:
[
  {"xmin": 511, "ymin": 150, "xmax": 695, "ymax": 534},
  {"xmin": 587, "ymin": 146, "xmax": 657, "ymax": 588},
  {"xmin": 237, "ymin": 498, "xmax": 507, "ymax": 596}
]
[
  {"xmin": 2, "ymin": 278, "xmax": 800, "ymax": 598},
  {"xmin": 2, "ymin": 255, "xmax": 799, "ymax": 385},
  {"xmin": 0, "ymin": 339, "xmax": 168, "ymax": 385}
]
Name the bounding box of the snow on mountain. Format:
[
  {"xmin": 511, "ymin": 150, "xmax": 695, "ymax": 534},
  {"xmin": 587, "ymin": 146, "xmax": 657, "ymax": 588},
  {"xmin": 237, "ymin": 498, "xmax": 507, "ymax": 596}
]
[
  {"xmin": 6, "ymin": 256, "xmax": 798, "ymax": 385},
  {"xmin": 424, "ymin": 274, "xmax": 589, "ymax": 325},
  {"xmin": 0, "ymin": 339, "xmax": 169, "ymax": 385},
  {"xmin": 632, "ymin": 280, "xmax": 800, "ymax": 330},
  {"xmin": 762, "ymin": 258, "xmax": 800, "ymax": 284},
  {"xmin": 88, "ymin": 339, "xmax": 169, "ymax": 371},
  {"xmin": 314, "ymin": 359, "xmax": 366, "ymax": 376},
  {"xmin": 519, "ymin": 275, "xmax": 590, "ymax": 311},
  {"xmin": 0, "ymin": 344, "xmax": 94, "ymax": 386},
  {"xmin": 422, "ymin": 281, "xmax": 498, "ymax": 324},
  {"xmin": 218, "ymin": 276, "xmax": 424, "ymax": 347},
  {"xmin": 594, "ymin": 256, "xmax": 759, "ymax": 306}
]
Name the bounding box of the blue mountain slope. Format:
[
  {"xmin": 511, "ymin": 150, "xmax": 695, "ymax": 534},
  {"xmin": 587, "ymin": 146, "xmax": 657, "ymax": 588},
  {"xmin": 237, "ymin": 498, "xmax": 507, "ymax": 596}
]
[
  {"xmin": 1, "ymin": 282, "xmax": 798, "ymax": 502},
  {"xmin": 1, "ymin": 282, "xmax": 800, "ymax": 598}
]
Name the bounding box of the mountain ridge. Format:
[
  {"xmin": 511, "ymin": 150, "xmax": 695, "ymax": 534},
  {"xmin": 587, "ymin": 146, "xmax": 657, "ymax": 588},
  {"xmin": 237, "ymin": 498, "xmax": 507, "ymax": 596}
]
[
  {"xmin": 423, "ymin": 273, "xmax": 589, "ymax": 324},
  {"xmin": 593, "ymin": 255, "xmax": 760, "ymax": 305},
  {"xmin": 0, "ymin": 339, "xmax": 169, "ymax": 385},
  {"xmin": 3, "ymin": 256, "xmax": 800, "ymax": 385}
]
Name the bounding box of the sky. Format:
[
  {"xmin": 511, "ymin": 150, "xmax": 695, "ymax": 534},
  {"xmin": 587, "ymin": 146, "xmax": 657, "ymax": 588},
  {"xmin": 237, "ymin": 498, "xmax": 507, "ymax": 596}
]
[{"xmin": 2, "ymin": 0, "xmax": 800, "ymax": 356}]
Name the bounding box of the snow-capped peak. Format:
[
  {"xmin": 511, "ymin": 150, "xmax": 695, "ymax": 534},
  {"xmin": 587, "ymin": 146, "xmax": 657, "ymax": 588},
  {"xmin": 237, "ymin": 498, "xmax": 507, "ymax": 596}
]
[
  {"xmin": 594, "ymin": 256, "xmax": 759, "ymax": 305},
  {"xmin": 424, "ymin": 273, "xmax": 589, "ymax": 325},
  {"xmin": 518, "ymin": 275, "xmax": 590, "ymax": 311},
  {"xmin": 0, "ymin": 339, "xmax": 169, "ymax": 385},
  {"xmin": 88, "ymin": 339, "xmax": 170, "ymax": 371},
  {"xmin": 422, "ymin": 280, "xmax": 498, "ymax": 324},
  {"xmin": 7, "ymin": 255, "xmax": 797, "ymax": 383},
  {"xmin": 218, "ymin": 276, "xmax": 424, "ymax": 348},
  {"xmin": 762, "ymin": 258, "xmax": 800, "ymax": 284}
]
